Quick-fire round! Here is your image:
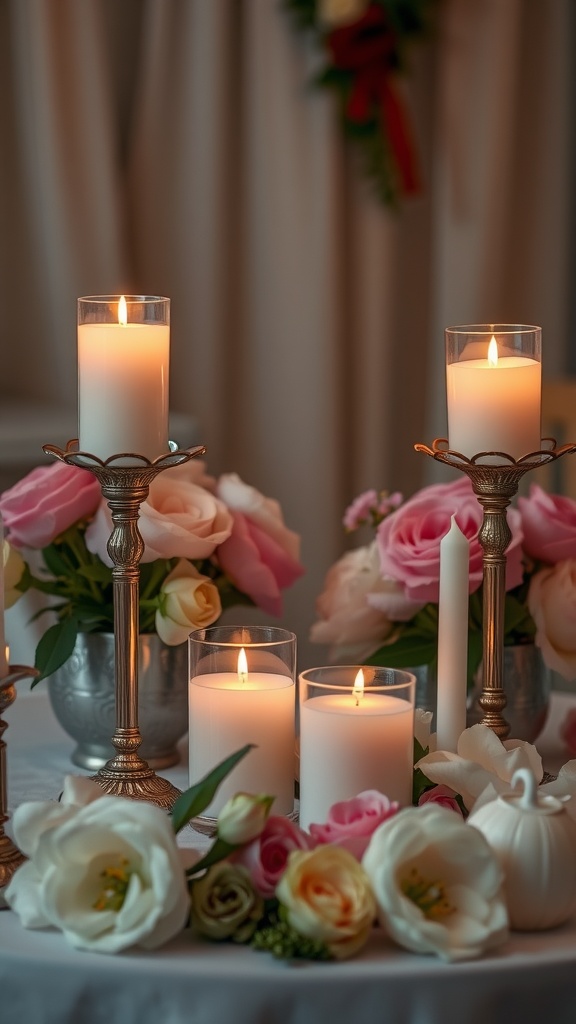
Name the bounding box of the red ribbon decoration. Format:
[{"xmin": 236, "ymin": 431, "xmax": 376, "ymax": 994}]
[{"xmin": 326, "ymin": 4, "xmax": 420, "ymax": 196}]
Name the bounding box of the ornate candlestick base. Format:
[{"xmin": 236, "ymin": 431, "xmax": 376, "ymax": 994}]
[
  {"xmin": 43, "ymin": 440, "xmax": 206, "ymax": 809},
  {"xmin": 415, "ymin": 439, "xmax": 576, "ymax": 739},
  {"xmin": 0, "ymin": 666, "xmax": 39, "ymax": 899}
]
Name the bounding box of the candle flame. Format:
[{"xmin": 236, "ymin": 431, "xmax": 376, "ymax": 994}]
[
  {"xmin": 238, "ymin": 647, "xmax": 248, "ymax": 684},
  {"xmin": 352, "ymin": 668, "xmax": 365, "ymax": 706},
  {"xmin": 118, "ymin": 295, "xmax": 128, "ymax": 326},
  {"xmin": 487, "ymin": 335, "xmax": 498, "ymax": 366}
]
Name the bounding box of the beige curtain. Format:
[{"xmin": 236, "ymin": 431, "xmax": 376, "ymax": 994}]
[{"xmin": 1, "ymin": 0, "xmax": 573, "ymax": 668}]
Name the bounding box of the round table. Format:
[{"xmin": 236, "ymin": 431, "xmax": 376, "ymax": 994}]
[{"xmin": 2, "ymin": 687, "xmax": 576, "ymax": 1024}]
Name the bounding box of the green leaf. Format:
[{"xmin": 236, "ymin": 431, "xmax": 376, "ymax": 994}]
[
  {"xmin": 365, "ymin": 635, "xmax": 437, "ymax": 668},
  {"xmin": 33, "ymin": 617, "xmax": 79, "ymax": 685},
  {"xmin": 76, "ymin": 563, "xmax": 113, "ymax": 584},
  {"xmin": 171, "ymin": 744, "xmax": 256, "ymax": 834},
  {"xmin": 186, "ymin": 837, "xmax": 237, "ymax": 879},
  {"xmin": 40, "ymin": 543, "xmax": 71, "ymax": 578}
]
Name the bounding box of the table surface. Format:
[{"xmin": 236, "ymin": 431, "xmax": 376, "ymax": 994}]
[{"xmin": 2, "ymin": 687, "xmax": 576, "ymax": 1024}]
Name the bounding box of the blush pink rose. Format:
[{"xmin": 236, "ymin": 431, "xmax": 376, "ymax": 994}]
[
  {"xmin": 85, "ymin": 461, "xmax": 233, "ymax": 565},
  {"xmin": 310, "ymin": 542, "xmax": 420, "ymax": 662},
  {"xmin": 308, "ymin": 791, "xmax": 400, "ymax": 859},
  {"xmin": 215, "ymin": 474, "xmax": 304, "ymax": 617},
  {"xmin": 528, "ymin": 560, "xmax": 576, "ymax": 680},
  {"xmin": 418, "ymin": 785, "xmax": 464, "ymax": 816},
  {"xmin": 375, "ymin": 477, "xmax": 523, "ymax": 606},
  {"xmin": 232, "ymin": 815, "xmax": 314, "ymax": 899},
  {"xmin": 0, "ymin": 462, "xmax": 101, "ymax": 549},
  {"xmin": 560, "ymin": 709, "xmax": 576, "ymax": 757},
  {"xmin": 518, "ymin": 484, "xmax": 576, "ymax": 565}
]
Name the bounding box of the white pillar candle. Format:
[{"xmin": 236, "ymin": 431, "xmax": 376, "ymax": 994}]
[
  {"xmin": 299, "ymin": 671, "xmax": 414, "ymax": 830},
  {"xmin": 446, "ymin": 336, "xmax": 541, "ymax": 460},
  {"xmin": 436, "ymin": 515, "xmax": 470, "ymax": 752},
  {"xmin": 78, "ymin": 296, "xmax": 169, "ymax": 459},
  {"xmin": 189, "ymin": 668, "xmax": 295, "ymax": 817},
  {"xmin": 0, "ymin": 516, "xmax": 8, "ymax": 677}
]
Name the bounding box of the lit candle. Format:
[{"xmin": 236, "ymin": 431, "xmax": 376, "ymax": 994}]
[
  {"xmin": 436, "ymin": 515, "xmax": 469, "ymax": 752},
  {"xmin": 298, "ymin": 667, "xmax": 415, "ymax": 831},
  {"xmin": 78, "ymin": 295, "xmax": 170, "ymax": 459},
  {"xmin": 0, "ymin": 515, "xmax": 7, "ymax": 677},
  {"xmin": 189, "ymin": 647, "xmax": 295, "ymax": 817},
  {"xmin": 446, "ymin": 328, "xmax": 541, "ymax": 460}
]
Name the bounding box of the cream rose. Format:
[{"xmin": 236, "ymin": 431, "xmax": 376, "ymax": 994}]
[
  {"xmin": 155, "ymin": 559, "xmax": 222, "ymax": 645},
  {"xmin": 276, "ymin": 846, "xmax": 376, "ymax": 960},
  {"xmin": 528, "ymin": 560, "xmax": 576, "ymax": 680},
  {"xmin": 5, "ymin": 780, "xmax": 189, "ymax": 953},
  {"xmin": 190, "ymin": 862, "xmax": 264, "ymax": 942},
  {"xmin": 217, "ymin": 793, "xmax": 274, "ymax": 845},
  {"xmin": 363, "ymin": 805, "xmax": 509, "ymax": 962}
]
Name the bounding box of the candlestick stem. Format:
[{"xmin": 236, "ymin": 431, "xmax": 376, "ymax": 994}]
[
  {"xmin": 0, "ymin": 665, "xmax": 39, "ymax": 899},
  {"xmin": 43, "ymin": 440, "xmax": 205, "ymax": 808},
  {"xmin": 415, "ymin": 439, "xmax": 576, "ymax": 739}
]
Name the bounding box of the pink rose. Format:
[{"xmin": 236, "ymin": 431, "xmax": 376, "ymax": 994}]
[
  {"xmin": 518, "ymin": 484, "xmax": 576, "ymax": 564},
  {"xmin": 560, "ymin": 709, "xmax": 576, "ymax": 757},
  {"xmin": 309, "ymin": 791, "xmax": 400, "ymax": 859},
  {"xmin": 232, "ymin": 815, "xmax": 314, "ymax": 899},
  {"xmin": 528, "ymin": 560, "xmax": 576, "ymax": 680},
  {"xmin": 0, "ymin": 462, "xmax": 101, "ymax": 549},
  {"xmin": 342, "ymin": 489, "xmax": 402, "ymax": 531},
  {"xmin": 215, "ymin": 474, "xmax": 304, "ymax": 617},
  {"xmin": 418, "ymin": 785, "xmax": 464, "ymax": 816},
  {"xmin": 375, "ymin": 477, "xmax": 523, "ymax": 606},
  {"xmin": 85, "ymin": 461, "xmax": 233, "ymax": 565},
  {"xmin": 310, "ymin": 542, "xmax": 419, "ymax": 661}
]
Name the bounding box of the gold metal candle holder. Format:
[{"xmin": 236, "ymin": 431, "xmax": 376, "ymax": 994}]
[
  {"xmin": 415, "ymin": 438, "xmax": 576, "ymax": 739},
  {"xmin": 43, "ymin": 440, "xmax": 205, "ymax": 808},
  {"xmin": 0, "ymin": 665, "xmax": 39, "ymax": 897}
]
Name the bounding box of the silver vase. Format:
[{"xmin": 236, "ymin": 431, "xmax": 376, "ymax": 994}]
[
  {"xmin": 410, "ymin": 643, "xmax": 551, "ymax": 743},
  {"xmin": 47, "ymin": 632, "xmax": 188, "ymax": 771}
]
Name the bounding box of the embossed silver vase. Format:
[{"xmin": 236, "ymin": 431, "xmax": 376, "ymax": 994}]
[
  {"xmin": 411, "ymin": 643, "xmax": 551, "ymax": 743},
  {"xmin": 47, "ymin": 632, "xmax": 188, "ymax": 771}
]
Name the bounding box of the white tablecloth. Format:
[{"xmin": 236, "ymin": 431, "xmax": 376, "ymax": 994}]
[{"xmin": 2, "ymin": 687, "xmax": 576, "ymax": 1024}]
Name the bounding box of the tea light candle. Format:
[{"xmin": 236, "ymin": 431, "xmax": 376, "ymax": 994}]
[
  {"xmin": 0, "ymin": 515, "xmax": 8, "ymax": 677},
  {"xmin": 436, "ymin": 515, "xmax": 469, "ymax": 752},
  {"xmin": 78, "ymin": 295, "xmax": 169, "ymax": 459},
  {"xmin": 446, "ymin": 335, "xmax": 541, "ymax": 460},
  {"xmin": 189, "ymin": 648, "xmax": 295, "ymax": 817},
  {"xmin": 299, "ymin": 669, "xmax": 414, "ymax": 830}
]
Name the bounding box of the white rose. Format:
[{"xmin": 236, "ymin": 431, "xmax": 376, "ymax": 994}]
[
  {"xmin": 310, "ymin": 542, "xmax": 403, "ymax": 661},
  {"xmin": 155, "ymin": 558, "xmax": 222, "ymax": 645},
  {"xmin": 363, "ymin": 805, "xmax": 508, "ymax": 962},
  {"xmin": 528, "ymin": 560, "xmax": 576, "ymax": 680},
  {"xmin": 6, "ymin": 783, "xmax": 189, "ymax": 954},
  {"xmin": 217, "ymin": 792, "xmax": 274, "ymax": 845}
]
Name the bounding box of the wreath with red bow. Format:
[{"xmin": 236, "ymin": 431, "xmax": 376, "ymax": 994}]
[{"xmin": 285, "ymin": 0, "xmax": 437, "ymax": 205}]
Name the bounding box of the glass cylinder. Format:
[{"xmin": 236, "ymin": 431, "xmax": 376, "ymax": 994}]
[
  {"xmin": 78, "ymin": 295, "xmax": 170, "ymax": 460},
  {"xmin": 298, "ymin": 666, "xmax": 415, "ymax": 831},
  {"xmin": 445, "ymin": 324, "xmax": 542, "ymax": 461},
  {"xmin": 189, "ymin": 625, "xmax": 296, "ymax": 819}
]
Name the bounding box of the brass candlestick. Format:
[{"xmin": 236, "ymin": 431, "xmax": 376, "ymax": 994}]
[
  {"xmin": 0, "ymin": 665, "xmax": 39, "ymax": 899},
  {"xmin": 43, "ymin": 440, "xmax": 205, "ymax": 808},
  {"xmin": 415, "ymin": 438, "xmax": 576, "ymax": 739}
]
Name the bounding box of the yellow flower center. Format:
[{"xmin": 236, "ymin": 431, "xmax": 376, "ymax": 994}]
[
  {"xmin": 400, "ymin": 866, "xmax": 454, "ymax": 920},
  {"xmin": 93, "ymin": 858, "xmax": 133, "ymax": 912}
]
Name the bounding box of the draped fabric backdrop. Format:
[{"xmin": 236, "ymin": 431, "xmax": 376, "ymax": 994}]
[{"xmin": 0, "ymin": 0, "xmax": 573, "ymax": 668}]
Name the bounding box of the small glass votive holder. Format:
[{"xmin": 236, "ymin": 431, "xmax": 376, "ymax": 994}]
[
  {"xmin": 445, "ymin": 323, "xmax": 542, "ymax": 462},
  {"xmin": 188, "ymin": 625, "xmax": 296, "ymax": 826},
  {"xmin": 77, "ymin": 294, "xmax": 170, "ymax": 461},
  {"xmin": 298, "ymin": 665, "xmax": 416, "ymax": 832}
]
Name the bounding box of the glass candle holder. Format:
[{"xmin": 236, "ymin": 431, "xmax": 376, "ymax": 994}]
[
  {"xmin": 78, "ymin": 295, "xmax": 170, "ymax": 460},
  {"xmin": 445, "ymin": 324, "xmax": 542, "ymax": 461},
  {"xmin": 298, "ymin": 666, "xmax": 415, "ymax": 831},
  {"xmin": 189, "ymin": 625, "xmax": 296, "ymax": 821}
]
